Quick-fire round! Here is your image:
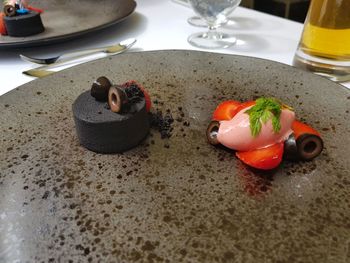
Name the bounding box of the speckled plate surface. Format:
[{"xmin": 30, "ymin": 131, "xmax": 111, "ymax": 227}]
[
  {"xmin": 1, "ymin": 51, "xmax": 349, "ymax": 262},
  {"xmin": 0, "ymin": 0, "xmax": 136, "ymax": 49}
]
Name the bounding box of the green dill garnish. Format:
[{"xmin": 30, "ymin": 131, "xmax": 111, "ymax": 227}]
[{"xmin": 245, "ymin": 97, "xmax": 291, "ymax": 137}]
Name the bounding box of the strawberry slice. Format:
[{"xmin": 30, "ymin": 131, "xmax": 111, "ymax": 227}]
[
  {"xmin": 212, "ymin": 100, "xmax": 241, "ymax": 121},
  {"xmin": 27, "ymin": 6, "xmax": 44, "ymax": 13},
  {"xmin": 236, "ymin": 142, "xmax": 284, "ymax": 170},
  {"xmin": 0, "ymin": 13, "xmax": 7, "ymax": 36},
  {"xmin": 230, "ymin": 100, "xmax": 255, "ymax": 118},
  {"xmin": 123, "ymin": 80, "xmax": 152, "ymax": 112},
  {"xmin": 292, "ymin": 120, "xmax": 320, "ymax": 139},
  {"xmin": 212, "ymin": 100, "xmax": 255, "ymax": 121}
]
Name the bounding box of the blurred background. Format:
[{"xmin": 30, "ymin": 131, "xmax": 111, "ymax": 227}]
[{"xmin": 241, "ymin": 0, "xmax": 310, "ymax": 22}]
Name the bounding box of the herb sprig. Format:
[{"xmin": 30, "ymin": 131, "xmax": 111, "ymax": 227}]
[{"xmin": 245, "ymin": 97, "xmax": 291, "ymax": 137}]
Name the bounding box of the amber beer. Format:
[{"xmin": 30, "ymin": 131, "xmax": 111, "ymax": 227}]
[{"xmin": 293, "ymin": 0, "xmax": 350, "ymax": 80}]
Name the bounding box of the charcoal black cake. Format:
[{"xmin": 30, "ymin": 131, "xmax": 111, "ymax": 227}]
[
  {"xmin": 4, "ymin": 11, "xmax": 44, "ymax": 37},
  {"xmin": 72, "ymin": 90, "xmax": 150, "ymax": 153}
]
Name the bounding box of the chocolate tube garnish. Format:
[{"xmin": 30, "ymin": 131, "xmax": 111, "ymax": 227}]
[
  {"xmin": 108, "ymin": 86, "xmax": 128, "ymax": 113},
  {"xmin": 4, "ymin": 5, "xmax": 16, "ymax": 17},
  {"xmin": 91, "ymin": 76, "xmax": 112, "ymax": 101},
  {"xmin": 206, "ymin": 121, "xmax": 220, "ymax": 145},
  {"xmin": 296, "ymin": 133, "xmax": 323, "ymax": 161}
]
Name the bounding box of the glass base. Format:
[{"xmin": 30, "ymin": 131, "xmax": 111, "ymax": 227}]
[
  {"xmin": 293, "ymin": 49, "xmax": 350, "ymax": 82},
  {"xmin": 187, "ymin": 31, "xmax": 237, "ymax": 49}
]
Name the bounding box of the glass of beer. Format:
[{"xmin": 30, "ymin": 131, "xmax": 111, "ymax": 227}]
[{"xmin": 293, "ymin": 0, "xmax": 350, "ymax": 82}]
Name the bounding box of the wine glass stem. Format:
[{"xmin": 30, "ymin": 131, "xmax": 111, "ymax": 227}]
[{"xmin": 207, "ymin": 26, "xmax": 220, "ymax": 40}]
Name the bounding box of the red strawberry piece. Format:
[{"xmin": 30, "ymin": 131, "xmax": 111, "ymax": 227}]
[
  {"xmin": 0, "ymin": 13, "xmax": 7, "ymax": 35},
  {"xmin": 123, "ymin": 80, "xmax": 151, "ymax": 112},
  {"xmin": 27, "ymin": 6, "xmax": 44, "ymax": 13},
  {"xmin": 292, "ymin": 120, "xmax": 320, "ymax": 139},
  {"xmin": 230, "ymin": 100, "xmax": 255, "ymax": 117},
  {"xmin": 236, "ymin": 142, "xmax": 284, "ymax": 170},
  {"xmin": 212, "ymin": 100, "xmax": 241, "ymax": 121}
]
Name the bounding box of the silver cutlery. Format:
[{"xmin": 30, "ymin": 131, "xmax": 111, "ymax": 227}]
[
  {"xmin": 20, "ymin": 38, "xmax": 136, "ymax": 65},
  {"xmin": 22, "ymin": 38, "xmax": 136, "ymax": 78}
]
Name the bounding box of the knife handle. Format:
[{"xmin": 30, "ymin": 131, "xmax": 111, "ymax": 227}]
[{"xmin": 58, "ymin": 46, "xmax": 120, "ymax": 63}]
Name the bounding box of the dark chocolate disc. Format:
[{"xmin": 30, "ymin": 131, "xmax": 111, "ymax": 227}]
[
  {"xmin": 72, "ymin": 91, "xmax": 149, "ymax": 153},
  {"xmin": 4, "ymin": 11, "xmax": 45, "ymax": 37}
]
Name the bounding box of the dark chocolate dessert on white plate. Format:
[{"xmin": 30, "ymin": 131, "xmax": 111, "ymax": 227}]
[{"xmin": 1, "ymin": 0, "xmax": 44, "ymax": 37}]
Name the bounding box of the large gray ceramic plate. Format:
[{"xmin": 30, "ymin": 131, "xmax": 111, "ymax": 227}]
[
  {"xmin": 0, "ymin": 0, "xmax": 136, "ymax": 49},
  {"xmin": 1, "ymin": 51, "xmax": 349, "ymax": 262}
]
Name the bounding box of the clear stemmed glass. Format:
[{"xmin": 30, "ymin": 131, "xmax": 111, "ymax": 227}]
[
  {"xmin": 187, "ymin": 0, "xmax": 241, "ymax": 49},
  {"xmin": 187, "ymin": 16, "xmax": 236, "ymax": 28},
  {"xmin": 187, "ymin": 16, "xmax": 208, "ymax": 27}
]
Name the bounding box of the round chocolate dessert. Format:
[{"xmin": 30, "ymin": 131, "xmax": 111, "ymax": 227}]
[
  {"xmin": 72, "ymin": 80, "xmax": 151, "ymax": 154},
  {"xmin": 4, "ymin": 11, "xmax": 44, "ymax": 37}
]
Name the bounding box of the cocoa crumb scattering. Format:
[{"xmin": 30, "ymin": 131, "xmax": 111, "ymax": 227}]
[{"xmin": 149, "ymin": 110, "xmax": 174, "ymax": 139}]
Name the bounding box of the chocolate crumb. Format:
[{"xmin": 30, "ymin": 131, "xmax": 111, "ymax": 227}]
[
  {"xmin": 21, "ymin": 154, "xmax": 29, "ymax": 159},
  {"xmin": 149, "ymin": 110, "xmax": 174, "ymax": 139},
  {"xmin": 42, "ymin": 191, "xmax": 50, "ymax": 199}
]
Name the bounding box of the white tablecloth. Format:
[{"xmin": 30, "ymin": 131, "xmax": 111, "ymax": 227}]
[{"xmin": 0, "ymin": 0, "xmax": 349, "ymax": 96}]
